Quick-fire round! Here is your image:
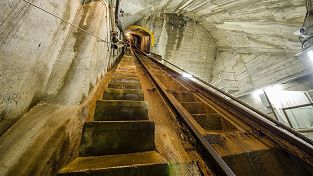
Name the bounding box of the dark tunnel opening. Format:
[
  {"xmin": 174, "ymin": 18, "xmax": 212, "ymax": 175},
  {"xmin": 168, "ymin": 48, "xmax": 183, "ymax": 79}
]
[{"xmin": 125, "ymin": 26, "xmax": 152, "ymax": 53}]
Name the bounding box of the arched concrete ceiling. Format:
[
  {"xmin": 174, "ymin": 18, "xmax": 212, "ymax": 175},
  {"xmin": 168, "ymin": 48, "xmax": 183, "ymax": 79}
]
[{"xmin": 120, "ymin": 0, "xmax": 306, "ymax": 54}]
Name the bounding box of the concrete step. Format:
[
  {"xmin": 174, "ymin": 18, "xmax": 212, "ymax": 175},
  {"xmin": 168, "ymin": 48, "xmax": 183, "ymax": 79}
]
[
  {"xmin": 192, "ymin": 113, "xmax": 222, "ymax": 131},
  {"xmin": 108, "ymin": 81, "xmax": 141, "ymax": 90},
  {"xmin": 110, "ymin": 77, "xmax": 140, "ymax": 84},
  {"xmin": 79, "ymin": 121, "xmax": 155, "ymax": 156},
  {"xmin": 171, "ymin": 92, "xmax": 201, "ymax": 102},
  {"xmin": 58, "ymin": 151, "xmax": 169, "ymax": 176},
  {"xmin": 181, "ymin": 102, "xmax": 216, "ymax": 114},
  {"xmin": 103, "ymin": 89, "xmax": 144, "ymax": 101},
  {"xmin": 112, "ymin": 74, "xmax": 138, "ymax": 80},
  {"xmin": 94, "ymin": 100, "xmax": 148, "ymax": 121},
  {"xmin": 116, "ymin": 67, "xmax": 137, "ymax": 71},
  {"xmin": 192, "ymin": 113, "xmax": 237, "ymax": 131},
  {"xmin": 112, "ymin": 72, "xmax": 138, "ymax": 77},
  {"xmin": 114, "ymin": 71, "xmax": 138, "ymax": 75},
  {"xmin": 222, "ymin": 148, "xmax": 313, "ymax": 176}
]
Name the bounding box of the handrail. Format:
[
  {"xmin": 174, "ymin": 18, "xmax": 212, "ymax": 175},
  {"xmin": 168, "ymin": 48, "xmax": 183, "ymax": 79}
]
[{"xmin": 138, "ymin": 49, "xmax": 313, "ymax": 147}]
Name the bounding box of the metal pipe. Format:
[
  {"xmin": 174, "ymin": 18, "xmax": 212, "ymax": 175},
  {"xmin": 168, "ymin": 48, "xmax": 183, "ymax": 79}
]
[{"xmin": 109, "ymin": 0, "xmax": 116, "ymax": 32}]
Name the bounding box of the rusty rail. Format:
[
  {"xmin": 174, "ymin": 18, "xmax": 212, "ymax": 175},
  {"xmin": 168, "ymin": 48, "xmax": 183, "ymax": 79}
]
[
  {"xmin": 138, "ymin": 49, "xmax": 313, "ymax": 147},
  {"xmin": 133, "ymin": 50, "xmax": 236, "ymax": 176},
  {"xmin": 133, "ymin": 48, "xmax": 313, "ymax": 174}
]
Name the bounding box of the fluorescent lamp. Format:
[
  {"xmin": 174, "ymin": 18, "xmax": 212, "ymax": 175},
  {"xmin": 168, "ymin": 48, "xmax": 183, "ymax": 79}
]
[{"xmin": 183, "ymin": 73, "xmax": 193, "ymax": 78}]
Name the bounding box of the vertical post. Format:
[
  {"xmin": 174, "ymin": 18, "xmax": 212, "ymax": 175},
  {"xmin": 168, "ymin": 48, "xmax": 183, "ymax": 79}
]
[
  {"xmin": 109, "ymin": 0, "xmax": 116, "ymax": 33},
  {"xmin": 263, "ymin": 89, "xmax": 280, "ymax": 121},
  {"xmin": 282, "ymin": 109, "xmax": 294, "ymax": 128}
]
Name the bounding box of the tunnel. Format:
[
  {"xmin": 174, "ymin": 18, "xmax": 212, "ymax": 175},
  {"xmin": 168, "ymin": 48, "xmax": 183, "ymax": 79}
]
[
  {"xmin": 1, "ymin": 0, "xmax": 313, "ymax": 176},
  {"xmin": 125, "ymin": 26, "xmax": 153, "ymax": 53}
]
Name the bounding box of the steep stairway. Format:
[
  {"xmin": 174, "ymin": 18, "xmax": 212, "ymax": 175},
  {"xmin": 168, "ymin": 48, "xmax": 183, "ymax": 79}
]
[{"xmin": 58, "ymin": 54, "xmax": 169, "ymax": 176}]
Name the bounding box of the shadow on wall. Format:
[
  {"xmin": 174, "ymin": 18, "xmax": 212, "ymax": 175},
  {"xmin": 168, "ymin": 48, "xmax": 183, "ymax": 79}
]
[
  {"xmin": 137, "ymin": 13, "xmax": 217, "ymax": 83},
  {"xmin": 165, "ymin": 14, "xmax": 187, "ymax": 51}
]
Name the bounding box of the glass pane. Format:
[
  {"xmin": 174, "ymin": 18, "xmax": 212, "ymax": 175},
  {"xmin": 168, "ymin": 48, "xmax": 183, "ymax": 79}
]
[{"xmin": 285, "ymin": 105, "xmax": 313, "ymax": 130}]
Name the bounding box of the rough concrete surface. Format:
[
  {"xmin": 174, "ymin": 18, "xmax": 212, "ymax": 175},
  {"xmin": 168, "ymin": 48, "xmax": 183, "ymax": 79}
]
[
  {"xmin": 0, "ymin": 59, "xmax": 117, "ymax": 176},
  {"xmin": 58, "ymin": 151, "xmax": 169, "ymax": 176},
  {"xmin": 0, "ymin": 0, "xmax": 113, "ymax": 136},
  {"xmin": 0, "ymin": 0, "xmax": 312, "ymax": 175},
  {"xmin": 138, "ymin": 14, "xmax": 217, "ymax": 82},
  {"xmin": 120, "ymin": 0, "xmax": 311, "ymax": 95},
  {"xmin": 0, "ymin": 103, "xmax": 84, "ymax": 176},
  {"xmin": 0, "ymin": 1, "xmax": 121, "ymax": 175}
]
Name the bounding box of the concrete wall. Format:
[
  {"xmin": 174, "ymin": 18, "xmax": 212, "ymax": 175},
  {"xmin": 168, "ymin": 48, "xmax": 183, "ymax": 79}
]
[
  {"xmin": 120, "ymin": 0, "xmax": 308, "ymax": 96},
  {"xmin": 238, "ymin": 72, "xmax": 313, "ymax": 118},
  {"xmin": 138, "ymin": 14, "xmax": 217, "ymax": 82},
  {"xmin": 0, "ymin": 0, "xmax": 115, "ymax": 135},
  {"xmin": 211, "ymin": 51, "xmax": 313, "ymax": 95},
  {"xmin": 138, "ymin": 12, "xmax": 312, "ymax": 97},
  {"xmin": 0, "ymin": 0, "xmax": 123, "ymax": 175}
]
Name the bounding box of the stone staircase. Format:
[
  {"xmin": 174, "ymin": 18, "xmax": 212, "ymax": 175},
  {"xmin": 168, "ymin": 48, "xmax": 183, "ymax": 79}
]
[{"xmin": 58, "ymin": 55, "xmax": 169, "ymax": 176}]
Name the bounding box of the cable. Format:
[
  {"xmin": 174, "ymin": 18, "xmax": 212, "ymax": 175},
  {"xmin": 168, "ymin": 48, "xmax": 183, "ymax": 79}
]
[{"xmin": 21, "ymin": 0, "xmax": 111, "ymax": 43}]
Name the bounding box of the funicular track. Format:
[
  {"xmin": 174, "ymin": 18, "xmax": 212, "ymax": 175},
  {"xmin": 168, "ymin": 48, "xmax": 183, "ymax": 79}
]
[
  {"xmin": 56, "ymin": 48, "xmax": 313, "ymax": 176},
  {"xmin": 133, "ymin": 49, "xmax": 313, "ymax": 176}
]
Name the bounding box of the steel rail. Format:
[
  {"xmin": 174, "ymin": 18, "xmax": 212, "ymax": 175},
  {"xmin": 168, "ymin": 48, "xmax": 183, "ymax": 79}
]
[
  {"xmin": 139, "ymin": 49, "xmax": 313, "ymax": 148},
  {"xmin": 135, "ymin": 49, "xmax": 313, "ymax": 167},
  {"xmin": 133, "ymin": 50, "xmax": 236, "ymax": 176}
]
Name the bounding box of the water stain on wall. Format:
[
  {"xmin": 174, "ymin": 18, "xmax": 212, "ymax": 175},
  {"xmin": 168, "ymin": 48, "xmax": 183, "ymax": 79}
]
[{"xmin": 165, "ymin": 13, "xmax": 186, "ymax": 56}]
